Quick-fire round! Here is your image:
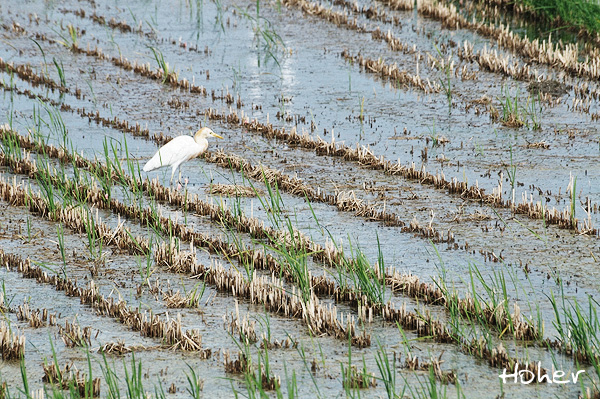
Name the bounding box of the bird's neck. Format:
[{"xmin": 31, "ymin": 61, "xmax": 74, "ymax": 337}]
[{"xmin": 194, "ymin": 134, "xmax": 207, "ymax": 144}]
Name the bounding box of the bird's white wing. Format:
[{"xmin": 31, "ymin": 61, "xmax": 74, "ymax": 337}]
[{"xmin": 143, "ymin": 136, "xmax": 200, "ymax": 172}]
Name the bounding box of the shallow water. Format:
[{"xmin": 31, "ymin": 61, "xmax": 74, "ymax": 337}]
[{"xmin": 0, "ymin": 0, "xmax": 599, "ymax": 397}]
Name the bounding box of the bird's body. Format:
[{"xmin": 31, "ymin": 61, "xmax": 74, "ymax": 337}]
[{"xmin": 143, "ymin": 127, "xmax": 223, "ymax": 184}]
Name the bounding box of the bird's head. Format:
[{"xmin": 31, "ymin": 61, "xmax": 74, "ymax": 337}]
[{"xmin": 194, "ymin": 127, "xmax": 223, "ymax": 142}]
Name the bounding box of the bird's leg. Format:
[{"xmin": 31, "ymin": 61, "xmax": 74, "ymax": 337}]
[
  {"xmin": 170, "ymin": 169, "xmax": 175, "ymax": 187},
  {"xmin": 172, "ymin": 168, "xmax": 184, "ymax": 191}
]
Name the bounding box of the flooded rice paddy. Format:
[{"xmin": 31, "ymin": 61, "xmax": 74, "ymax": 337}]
[{"xmin": 0, "ymin": 0, "xmax": 600, "ymax": 397}]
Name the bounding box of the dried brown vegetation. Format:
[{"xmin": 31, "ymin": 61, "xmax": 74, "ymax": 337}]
[
  {"xmin": 403, "ymin": 353, "xmax": 457, "ymax": 384},
  {"xmin": 0, "ymin": 6, "xmax": 597, "ymax": 394},
  {"xmin": 0, "ymin": 126, "xmax": 544, "ymax": 343},
  {"xmin": 224, "ymin": 350, "xmax": 251, "ymax": 374},
  {"xmin": 0, "ymin": 246, "xmax": 210, "ymax": 354},
  {"xmin": 209, "ymin": 183, "xmax": 262, "ymax": 197},
  {"xmin": 0, "ymin": 322, "xmax": 25, "ymax": 361},
  {"xmin": 59, "ymin": 320, "xmax": 92, "ymax": 348},
  {"xmin": 16, "ymin": 303, "xmax": 57, "ymax": 328},
  {"xmin": 342, "ymin": 365, "xmax": 377, "ymax": 389},
  {"xmin": 224, "ymin": 302, "xmax": 258, "ymax": 344},
  {"xmin": 1, "ymin": 25, "xmax": 593, "ymax": 241},
  {"xmin": 43, "ymin": 362, "xmax": 101, "ymax": 397},
  {"xmin": 341, "ymin": 51, "xmax": 440, "ymax": 93}
]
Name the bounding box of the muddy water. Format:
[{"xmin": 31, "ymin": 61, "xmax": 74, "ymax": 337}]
[
  {"xmin": 1, "ymin": 0, "xmax": 599, "ymax": 397},
  {"xmin": 5, "ymin": 80, "xmax": 596, "ymax": 321}
]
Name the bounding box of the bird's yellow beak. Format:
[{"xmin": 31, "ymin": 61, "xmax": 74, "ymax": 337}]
[{"xmin": 212, "ymin": 132, "xmax": 224, "ymax": 139}]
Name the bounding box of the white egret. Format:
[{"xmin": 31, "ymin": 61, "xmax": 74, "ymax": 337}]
[{"xmin": 143, "ymin": 127, "xmax": 223, "ymax": 185}]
